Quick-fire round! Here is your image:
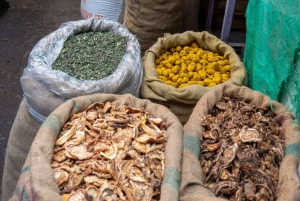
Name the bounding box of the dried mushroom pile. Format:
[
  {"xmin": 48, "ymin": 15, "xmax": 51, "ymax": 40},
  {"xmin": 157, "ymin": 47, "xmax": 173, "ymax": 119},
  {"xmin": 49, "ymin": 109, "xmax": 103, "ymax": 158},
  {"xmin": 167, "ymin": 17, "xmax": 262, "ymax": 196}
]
[
  {"xmin": 200, "ymin": 97, "xmax": 285, "ymax": 201},
  {"xmin": 51, "ymin": 102, "xmax": 167, "ymax": 201}
]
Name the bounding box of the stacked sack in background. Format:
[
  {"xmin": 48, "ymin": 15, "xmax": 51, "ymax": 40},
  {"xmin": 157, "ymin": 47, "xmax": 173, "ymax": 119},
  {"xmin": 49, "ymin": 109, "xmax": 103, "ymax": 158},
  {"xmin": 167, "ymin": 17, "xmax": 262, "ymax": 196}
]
[
  {"xmin": 123, "ymin": 0, "xmax": 201, "ymax": 56},
  {"xmin": 123, "ymin": 0, "xmax": 183, "ymax": 56}
]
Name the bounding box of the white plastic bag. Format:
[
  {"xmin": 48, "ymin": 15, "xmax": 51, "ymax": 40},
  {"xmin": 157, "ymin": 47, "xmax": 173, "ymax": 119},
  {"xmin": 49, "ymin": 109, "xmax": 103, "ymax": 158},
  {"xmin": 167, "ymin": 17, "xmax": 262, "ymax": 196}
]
[
  {"xmin": 81, "ymin": 0, "xmax": 125, "ymax": 23},
  {"xmin": 20, "ymin": 18, "xmax": 142, "ymax": 123}
]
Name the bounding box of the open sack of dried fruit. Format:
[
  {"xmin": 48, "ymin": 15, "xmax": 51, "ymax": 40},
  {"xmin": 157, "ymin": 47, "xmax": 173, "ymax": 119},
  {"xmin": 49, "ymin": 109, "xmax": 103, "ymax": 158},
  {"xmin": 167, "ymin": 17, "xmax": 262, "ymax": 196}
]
[
  {"xmin": 10, "ymin": 93, "xmax": 183, "ymax": 201},
  {"xmin": 180, "ymin": 83, "xmax": 300, "ymax": 201},
  {"xmin": 20, "ymin": 17, "xmax": 142, "ymax": 124},
  {"xmin": 140, "ymin": 31, "xmax": 247, "ymax": 124}
]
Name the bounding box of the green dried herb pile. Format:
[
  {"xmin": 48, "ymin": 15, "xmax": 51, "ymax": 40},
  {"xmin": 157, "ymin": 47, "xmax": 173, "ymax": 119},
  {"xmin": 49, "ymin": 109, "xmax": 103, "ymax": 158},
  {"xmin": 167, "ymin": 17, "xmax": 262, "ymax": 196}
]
[{"xmin": 52, "ymin": 31, "xmax": 127, "ymax": 81}]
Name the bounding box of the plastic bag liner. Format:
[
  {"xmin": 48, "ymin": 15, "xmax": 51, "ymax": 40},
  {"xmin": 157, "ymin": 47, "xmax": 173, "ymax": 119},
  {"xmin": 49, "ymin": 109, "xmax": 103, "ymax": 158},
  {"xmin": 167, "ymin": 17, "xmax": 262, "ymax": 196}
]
[{"xmin": 20, "ymin": 17, "xmax": 143, "ymax": 124}]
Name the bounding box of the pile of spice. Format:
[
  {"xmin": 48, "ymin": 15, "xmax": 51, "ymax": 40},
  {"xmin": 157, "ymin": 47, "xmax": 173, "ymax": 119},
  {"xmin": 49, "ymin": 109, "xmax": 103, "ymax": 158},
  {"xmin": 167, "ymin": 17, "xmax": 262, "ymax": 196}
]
[
  {"xmin": 200, "ymin": 96, "xmax": 285, "ymax": 201},
  {"xmin": 52, "ymin": 31, "xmax": 127, "ymax": 81},
  {"xmin": 155, "ymin": 41, "xmax": 231, "ymax": 88},
  {"xmin": 51, "ymin": 102, "xmax": 167, "ymax": 201}
]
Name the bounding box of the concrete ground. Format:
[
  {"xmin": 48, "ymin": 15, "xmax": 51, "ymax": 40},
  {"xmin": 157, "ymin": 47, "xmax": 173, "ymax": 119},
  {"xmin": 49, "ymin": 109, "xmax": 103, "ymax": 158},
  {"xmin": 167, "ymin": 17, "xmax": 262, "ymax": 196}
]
[{"xmin": 0, "ymin": 0, "xmax": 246, "ymax": 199}]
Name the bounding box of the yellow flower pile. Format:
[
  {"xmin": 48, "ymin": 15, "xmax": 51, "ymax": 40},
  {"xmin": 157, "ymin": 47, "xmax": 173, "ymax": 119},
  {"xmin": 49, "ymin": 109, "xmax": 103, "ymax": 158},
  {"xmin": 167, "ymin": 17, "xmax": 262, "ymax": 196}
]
[{"xmin": 155, "ymin": 42, "xmax": 231, "ymax": 88}]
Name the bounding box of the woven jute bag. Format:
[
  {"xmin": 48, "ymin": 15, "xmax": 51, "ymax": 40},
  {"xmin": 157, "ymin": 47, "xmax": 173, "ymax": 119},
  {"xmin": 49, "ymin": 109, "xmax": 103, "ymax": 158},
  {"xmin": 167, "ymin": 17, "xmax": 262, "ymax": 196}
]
[
  {"xmin": 123, "ymin": 0, "xmax": 183, "ymax": 56},
  {"xmin": 180, "ymin": 83, "xmax": 300, "ymax": 201},
  {"xmin": 10, "ymin": 93, "xmax": 183, "ymax": 201},
  {"xmin": 1, "ymin": 101, "xmax": 41, "ymax": 201},
  {"xmin": 140, "ymin": 31, "xmax": 247, "ymax": 125}
]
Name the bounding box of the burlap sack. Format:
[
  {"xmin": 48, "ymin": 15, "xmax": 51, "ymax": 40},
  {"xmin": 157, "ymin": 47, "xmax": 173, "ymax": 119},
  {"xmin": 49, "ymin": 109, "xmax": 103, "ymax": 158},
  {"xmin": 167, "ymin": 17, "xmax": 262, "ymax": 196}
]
[
  {"xmin": 10, "ymin": 93, "xmax": 183, "ymax": 201},
  {"xmin": 140, "ymin": 31, "xmax": 247, "ymax": 125},
  {"xmin": 1, "ymin": 100, "xmax": 41, "ymax": 201},
  {"xmin": 123, "ymin": 0, "xmax": 183, "ymax": 56},
  {"xmin": 180, "ymin": 83, "xmax": 300, "ymax": 201}
]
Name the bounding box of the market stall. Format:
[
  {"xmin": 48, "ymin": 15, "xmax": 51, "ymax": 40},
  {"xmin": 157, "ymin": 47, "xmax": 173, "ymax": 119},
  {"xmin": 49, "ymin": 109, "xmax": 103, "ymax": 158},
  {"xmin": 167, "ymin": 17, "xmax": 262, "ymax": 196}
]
[{"xmin": 2, "ymin": 0, "xmax": 300, "ymax": 200}]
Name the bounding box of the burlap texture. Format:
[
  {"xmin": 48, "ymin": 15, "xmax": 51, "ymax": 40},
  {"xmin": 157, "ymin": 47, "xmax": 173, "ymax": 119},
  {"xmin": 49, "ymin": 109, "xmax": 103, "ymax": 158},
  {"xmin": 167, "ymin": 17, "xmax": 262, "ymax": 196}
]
[
  {"xmin": 1, "ymin": 100, "xmax": 41, "ymax": 201},
  {"xmin": 148, "ymin": 100, "xmax": 196, "ymax": 127},
  {"xmin": 123, "ymin": 0, "xmax": 183, "ymax": 56},
  {"xmin": 180, "ymin": 83, "xmax": 300, "ymax": 201},
  {"xmin": 140, "ymin": 31, "xmax": 247, "ymax": 125},
  {"xmin": 10, "ymin": 93, "xmax": 183, "ymax": 201}
]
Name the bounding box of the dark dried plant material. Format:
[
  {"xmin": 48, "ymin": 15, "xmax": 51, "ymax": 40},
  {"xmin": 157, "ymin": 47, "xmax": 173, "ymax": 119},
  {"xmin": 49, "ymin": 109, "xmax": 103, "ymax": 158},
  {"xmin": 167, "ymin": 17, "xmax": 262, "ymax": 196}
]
[
  {"xmin": 200, "ymin": 96, "xmax": 285, "ymax": 201},
  {"xmin": 52, "ymin": 31, "xmax": 127, "ymax": 81},
  {"xmin": 51, "ymin": 102, "xmax": 167, "ymax": 201}
]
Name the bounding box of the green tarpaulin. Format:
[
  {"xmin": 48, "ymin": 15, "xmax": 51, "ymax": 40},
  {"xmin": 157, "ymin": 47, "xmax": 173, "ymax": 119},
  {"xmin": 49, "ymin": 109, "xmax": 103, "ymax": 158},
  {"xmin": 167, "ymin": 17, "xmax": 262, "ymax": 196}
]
[{"xmin": 243, "ymin": 0, "xmax": 300, "ymax": 123}]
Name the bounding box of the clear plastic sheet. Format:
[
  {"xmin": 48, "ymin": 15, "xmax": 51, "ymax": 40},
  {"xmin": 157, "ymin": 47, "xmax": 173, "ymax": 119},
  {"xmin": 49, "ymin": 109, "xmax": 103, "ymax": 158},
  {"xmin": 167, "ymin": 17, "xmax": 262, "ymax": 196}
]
[{"xmin": 21, "ymin": 17, "xmax": 143, "ymax": 123}]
